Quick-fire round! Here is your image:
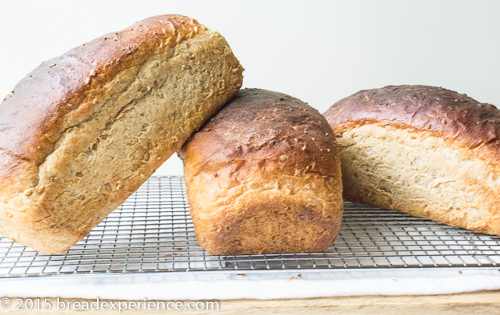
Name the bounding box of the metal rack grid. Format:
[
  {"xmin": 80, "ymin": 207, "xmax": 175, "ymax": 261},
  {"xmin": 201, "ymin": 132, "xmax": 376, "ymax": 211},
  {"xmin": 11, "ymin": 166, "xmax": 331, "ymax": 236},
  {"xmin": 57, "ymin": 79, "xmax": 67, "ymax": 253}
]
[{"xmin": 1, "ymin": 176, "xmax": 500, "ymax": 278}]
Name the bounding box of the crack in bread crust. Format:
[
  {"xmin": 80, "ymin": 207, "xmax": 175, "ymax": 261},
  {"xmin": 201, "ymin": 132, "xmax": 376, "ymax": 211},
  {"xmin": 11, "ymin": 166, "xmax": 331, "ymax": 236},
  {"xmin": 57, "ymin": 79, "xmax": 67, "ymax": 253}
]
[{"xmin": 0, "ymin": 147, "xmax": 35, "ymax": 166}]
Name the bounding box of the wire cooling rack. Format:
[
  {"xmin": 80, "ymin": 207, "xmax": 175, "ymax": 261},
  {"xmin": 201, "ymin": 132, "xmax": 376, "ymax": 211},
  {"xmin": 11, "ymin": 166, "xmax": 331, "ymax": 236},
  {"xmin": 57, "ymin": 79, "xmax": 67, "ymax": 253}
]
[{"xmin": 1, "ymin": 176, "xmax": 500, "ymax": 278}]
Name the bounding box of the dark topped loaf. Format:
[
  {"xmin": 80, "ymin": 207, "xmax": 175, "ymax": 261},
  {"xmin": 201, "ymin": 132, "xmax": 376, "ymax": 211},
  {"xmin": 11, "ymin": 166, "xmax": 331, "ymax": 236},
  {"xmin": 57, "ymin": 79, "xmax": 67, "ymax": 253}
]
[
  {"xmin": 0, "ymin": 14, "xmax": 243, "ymax": 254},
  {"xmin": 324, "ymin": 85, "xmax": 500, "ymax": 235},
  {"xmin": 180, "ymin": 89, "xmax": 343, "ymax": 255}
]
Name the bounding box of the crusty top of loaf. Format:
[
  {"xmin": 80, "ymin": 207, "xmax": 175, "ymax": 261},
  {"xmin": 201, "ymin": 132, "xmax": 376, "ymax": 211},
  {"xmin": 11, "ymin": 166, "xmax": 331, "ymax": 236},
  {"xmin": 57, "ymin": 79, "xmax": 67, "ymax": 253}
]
[
  {"xmin": 180, "ymin": 88, "xmax": 339, "ymax": 177},
  {"xmin": 0, "ymin": 14, "xmax": 205, "ymax": 165},
  {"xmin": 324, "ymin": 85, "xmax": 500, "ymax": 162}
]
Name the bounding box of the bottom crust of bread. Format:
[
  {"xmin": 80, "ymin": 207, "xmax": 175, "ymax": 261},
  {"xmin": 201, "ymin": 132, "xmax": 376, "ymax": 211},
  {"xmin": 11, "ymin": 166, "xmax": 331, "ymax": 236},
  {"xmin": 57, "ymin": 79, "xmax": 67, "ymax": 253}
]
[
  {"xmin": 188, "ymin": 172, "xmax": 343, "ymax": 255},
  {"xmin": 336, "ymin": 124, "xmax": 500, "ymax": 235}
]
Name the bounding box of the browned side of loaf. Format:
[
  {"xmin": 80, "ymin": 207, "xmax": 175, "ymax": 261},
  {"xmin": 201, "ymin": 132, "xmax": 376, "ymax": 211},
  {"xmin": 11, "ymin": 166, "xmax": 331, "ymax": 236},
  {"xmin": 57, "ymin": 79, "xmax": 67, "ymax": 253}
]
[
  {"xmin": 324, "ymin": 85, "xmax": 500, "ymax": 235},
  {"xmin": 180, "ymin": 88, "xmax": 343, "ymax": 255},
  {"xmin": 0, "ymin": 15, "xmax": 243, "ymax": 254}
]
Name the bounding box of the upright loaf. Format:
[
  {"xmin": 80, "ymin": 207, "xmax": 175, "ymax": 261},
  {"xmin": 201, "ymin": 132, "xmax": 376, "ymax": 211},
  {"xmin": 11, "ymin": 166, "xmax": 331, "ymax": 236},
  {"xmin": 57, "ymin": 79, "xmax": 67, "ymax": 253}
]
[
  {"xmin": 0, "ymin": 15, "xmax": 243, "ymax": 254},
  {"xmin": 324, "ymin": 85, "xmax": 500, "ymax": 235},
  {"xmin": 180, "ymin": 89, "xmax": 343, "ymax": 255}
]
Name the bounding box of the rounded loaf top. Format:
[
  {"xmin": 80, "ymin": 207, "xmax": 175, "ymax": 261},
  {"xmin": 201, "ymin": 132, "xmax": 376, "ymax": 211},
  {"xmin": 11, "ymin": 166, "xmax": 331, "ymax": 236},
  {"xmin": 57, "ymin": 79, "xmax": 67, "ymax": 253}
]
[
  {"xmin": 180, "ymin": 88, "xmax": 340, "ymax": 178},
  {"xmin": 0, "ymin": 14, "xmax": 239, "ymax": 166},
  {"xmin": 324, "ymin": 85, "xmax": 500, "ymax": 162},
  {"xmin": 180, "ymin": 88, "xmax": 343, "ymax": 255}
]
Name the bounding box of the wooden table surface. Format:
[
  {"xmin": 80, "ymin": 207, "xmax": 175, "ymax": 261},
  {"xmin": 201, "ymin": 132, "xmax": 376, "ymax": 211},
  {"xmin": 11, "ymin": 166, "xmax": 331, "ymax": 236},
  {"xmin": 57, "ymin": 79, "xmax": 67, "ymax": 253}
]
[{"xmin": 3, "ymin": 291, "xmax": 500, "ymax": 314}]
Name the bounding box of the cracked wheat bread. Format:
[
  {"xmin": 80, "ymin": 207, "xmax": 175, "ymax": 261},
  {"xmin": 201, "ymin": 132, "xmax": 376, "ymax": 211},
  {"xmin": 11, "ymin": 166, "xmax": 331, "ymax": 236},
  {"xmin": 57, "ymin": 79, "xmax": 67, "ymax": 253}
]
[
  {"xmin": 179, "ymin": 89, "xmax": 343, "ymax": 255},
  {"xmin": 324, "ymin": 85, "xmax": 500, "ymax": 236},
  {"xmin": 0, "ymin": 15, "xmax": 243, "ymax": 254}
]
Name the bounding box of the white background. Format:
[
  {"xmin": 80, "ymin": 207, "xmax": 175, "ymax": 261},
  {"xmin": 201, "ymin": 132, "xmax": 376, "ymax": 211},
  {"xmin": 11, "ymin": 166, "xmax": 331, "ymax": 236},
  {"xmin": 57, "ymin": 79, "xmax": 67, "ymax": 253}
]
[{"xmin": 1, "ymin": 0, "xmax": 499, "ymax": 176}]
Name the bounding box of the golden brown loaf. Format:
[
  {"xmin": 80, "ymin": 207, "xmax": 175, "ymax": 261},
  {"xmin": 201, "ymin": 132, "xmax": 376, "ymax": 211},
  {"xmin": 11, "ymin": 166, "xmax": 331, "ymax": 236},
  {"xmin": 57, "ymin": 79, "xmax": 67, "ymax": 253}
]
[
  {"xmin": 324, "ymin": 85, "xmax": 500, "ymax": 235},
  {"xmin": 0, "ymin": 15, "xmax": 243, "ymax": 254},
  {"xmin": 180, "ymin": 89, "xmax": 343, "ymax": 255}
]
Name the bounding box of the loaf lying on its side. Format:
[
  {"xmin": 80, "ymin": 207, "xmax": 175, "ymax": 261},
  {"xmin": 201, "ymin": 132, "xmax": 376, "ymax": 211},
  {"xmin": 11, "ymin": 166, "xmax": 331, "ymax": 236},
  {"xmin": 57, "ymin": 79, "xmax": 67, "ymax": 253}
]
[
  {"xmin": 0, "ymin": 15, "xmax": 243, "ymax": 254},
  {"xmin": 179, "ymin": 89, "xmax": 343, "ymax": 255},
  {"xmin": 324, "ymin": 85, "xmax": 500, "ymax": 235}
]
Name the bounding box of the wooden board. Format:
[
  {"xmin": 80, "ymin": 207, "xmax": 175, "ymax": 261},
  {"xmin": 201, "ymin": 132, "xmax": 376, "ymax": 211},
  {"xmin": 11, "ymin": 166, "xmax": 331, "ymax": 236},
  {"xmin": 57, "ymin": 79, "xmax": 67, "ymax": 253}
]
[{"xmin": 3, "ymin": 291, "xmax": 500, "ymax": 314}]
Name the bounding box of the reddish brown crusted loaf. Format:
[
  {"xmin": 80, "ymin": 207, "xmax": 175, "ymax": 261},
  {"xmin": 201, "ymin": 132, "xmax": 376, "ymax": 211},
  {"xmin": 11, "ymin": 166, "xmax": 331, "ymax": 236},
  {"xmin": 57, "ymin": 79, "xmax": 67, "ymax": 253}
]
[
  {"xmin": 0, "ymin": 15, "xmax": 243, "ymax": 254},
  {"xmin": 180, "ymin": 89, "xmax": 343, "ymax": 255},
  {"xmin": 324, "ymin": 85, "xmax": 500, "ymax": 235}
]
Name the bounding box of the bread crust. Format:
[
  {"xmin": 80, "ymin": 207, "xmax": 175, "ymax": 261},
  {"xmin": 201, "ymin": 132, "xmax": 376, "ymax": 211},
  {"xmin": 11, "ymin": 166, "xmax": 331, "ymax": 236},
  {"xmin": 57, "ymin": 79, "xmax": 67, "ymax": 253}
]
[
  {"xmin": 324, "ymin": 85, "xmax": 500, "ymax": 164},
  {"xmin": 1, "ymin": 15, "xmax": 205, "ymax": 164},
  {"xmin": 0, "ymin": 15, "xmax": 243, "ymax": 254},
  {"xmin": 180, "ymin": 89, "xmax": 343, "ymax": 255},
  {"xmin": 324, "ymin": 85, "xmax": 500, "ymax": 235}
]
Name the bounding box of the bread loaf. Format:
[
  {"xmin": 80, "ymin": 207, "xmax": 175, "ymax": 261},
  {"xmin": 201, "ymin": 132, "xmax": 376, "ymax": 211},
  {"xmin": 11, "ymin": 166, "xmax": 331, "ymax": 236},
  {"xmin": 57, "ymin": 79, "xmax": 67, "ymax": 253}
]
[
  {"xmin": 0, "ymin": 15, "xmax": 243, "ymax": 254},
  {"xmin": 180, "ymin": 89, "xmax": 343, "ymax": 255},
  {"xmin": 324, "ymin": 85, "xmax": 500, "ymax": 235}
]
